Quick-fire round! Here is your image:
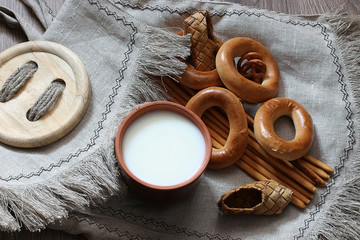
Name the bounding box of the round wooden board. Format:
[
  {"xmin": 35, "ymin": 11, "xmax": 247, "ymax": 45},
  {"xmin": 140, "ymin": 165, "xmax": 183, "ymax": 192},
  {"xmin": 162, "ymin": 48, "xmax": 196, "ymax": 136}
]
[{"xmin": 0, "ymin": 41, "xmax": 91, "ymax": 148}]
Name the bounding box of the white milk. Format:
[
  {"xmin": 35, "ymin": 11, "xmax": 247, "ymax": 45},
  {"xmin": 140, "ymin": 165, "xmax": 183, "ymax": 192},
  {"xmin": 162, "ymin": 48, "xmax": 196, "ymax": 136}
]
[{"xmin": 122, "ymin": 110, "xmax": 206, "ymax": 186}]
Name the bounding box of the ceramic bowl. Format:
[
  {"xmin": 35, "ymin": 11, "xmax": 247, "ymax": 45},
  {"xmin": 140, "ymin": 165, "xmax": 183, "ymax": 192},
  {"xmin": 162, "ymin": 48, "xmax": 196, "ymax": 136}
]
[{"xmin": 115, "ymin": 101, "xmax": 212, "ymax": 203}]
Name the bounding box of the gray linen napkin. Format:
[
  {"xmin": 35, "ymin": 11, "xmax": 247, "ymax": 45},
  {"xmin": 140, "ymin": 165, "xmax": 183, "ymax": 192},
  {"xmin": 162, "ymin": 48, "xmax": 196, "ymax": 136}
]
[
  {"xmin": 0, "ymin": 0, "xmax": 190, "ymax": 233},
  {"xmin": 1, "ymin": 0, "xmax": 360, "ymax": 239},
  {"xmin": 47, "ymin": 1, "xmax": 360, "ymax": 239}
]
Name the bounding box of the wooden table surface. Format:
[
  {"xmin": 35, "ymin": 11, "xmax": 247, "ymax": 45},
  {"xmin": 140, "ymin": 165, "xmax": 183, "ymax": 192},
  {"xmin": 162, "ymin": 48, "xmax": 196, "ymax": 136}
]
[{"xmin": 0, "ymin": 0, "xmax": 358, "ymax": 239}]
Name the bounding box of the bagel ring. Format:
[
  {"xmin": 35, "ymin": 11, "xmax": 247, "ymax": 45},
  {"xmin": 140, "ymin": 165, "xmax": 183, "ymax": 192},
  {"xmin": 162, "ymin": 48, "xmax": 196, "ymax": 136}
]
[
  {"xmin": 186, "ymin": 87, "xmax": 248, "ymax": 169},
  {"xmin": 254, "ymin": 97, "xmax": 314, "ymax": 161},
  {"xmin": 176, "ymin": 31, "xmax": 223, "ymax": 90},
  {"xmin": 216, "ymin": 37, "xmax": 280, "ymax": 103}
]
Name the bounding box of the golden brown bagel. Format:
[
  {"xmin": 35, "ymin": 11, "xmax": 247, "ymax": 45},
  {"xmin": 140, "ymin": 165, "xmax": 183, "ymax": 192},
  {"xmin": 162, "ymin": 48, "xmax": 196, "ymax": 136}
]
[
  {"xmin": 186, "ymin": 87, "xmax": 248, "ymax": 169},
  {"xmin": 176, "ymin": 31, "xmax": 223, "ymax": 90},
  {"xmin": 253, "ymin": 97, "xmax": 314, "ymax": 161},
  {"xmin": 178, "ymin": 64, "xmax": 223, "ymax": 89},
  {"xmin": 216, "ymin": 37, "xmax": 279, "ymax": 103}
]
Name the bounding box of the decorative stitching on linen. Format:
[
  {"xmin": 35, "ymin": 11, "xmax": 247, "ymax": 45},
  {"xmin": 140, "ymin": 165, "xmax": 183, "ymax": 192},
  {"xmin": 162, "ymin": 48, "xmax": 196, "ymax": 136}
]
[
  {"xmin": 113, "ymin": 0, "xmax": 193, "ymax": 15},
  {"xmin": 0, "ymin": 0, "xmax": 317, "ymax": 183},
  {"xmin": 40, "ymin": 0, "xmax": 55, "ymax": 20},
  {"xmin": 0, "ymin": 0, "xmax": 138, "ymax": 182},
  {"xmin": 86, "ymin": 206, "xmax": 238, "ymax": 240},
  {"xmin": 294, "ymin": 24, "xmax": 355, "ymax": 240},
  {"xmin": 111, "ymin": 1, "xmax": 355, "ymax": 239},
  {"xmin": 2, "ymin": 1, "xmax": 353, "ymax": 239},
  {"xmin": 112, "ymin": 0, "xmax": 321, "ymax": 28},
  {"xmin": 2, "ymin": 0, "xmax": 325, "ymax": 183},
  {"xmin": 70, "ymin": 214, "xmax": 146, "ymax": 240}
]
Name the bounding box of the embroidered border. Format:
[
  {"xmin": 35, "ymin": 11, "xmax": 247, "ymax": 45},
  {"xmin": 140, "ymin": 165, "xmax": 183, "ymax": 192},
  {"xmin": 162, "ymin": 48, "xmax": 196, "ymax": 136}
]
[
  {"xmin": 41, "ymin": 0, "xmax": 55, "ymax": 20},
  {"xmin": 0, "ymin": 0, "xmax": 137, "ymax": 181},
  {"xmin": 108, "ymin": 1, "xmax": 355, "ymax": 239},
  {"xmin": 70, "ymin": 214, "xmax": 146, "ymax": 240},
  {"xmin": 294, "ymin": 24, "xmax": 355, "ymax": 239},
  {"xmin": 3, "ymin": 1, "xmax": 354, "ymax": 239},
  {"xmin": 79, "ymin": 206, "xmax": 237, "ymax": 240}
]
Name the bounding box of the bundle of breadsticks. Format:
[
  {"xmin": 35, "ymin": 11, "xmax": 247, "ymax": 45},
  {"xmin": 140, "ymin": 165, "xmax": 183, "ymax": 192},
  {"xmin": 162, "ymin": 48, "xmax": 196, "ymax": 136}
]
[{"xmin": 164, "ymin": 10, "xmax": 334, "ymax": 209}]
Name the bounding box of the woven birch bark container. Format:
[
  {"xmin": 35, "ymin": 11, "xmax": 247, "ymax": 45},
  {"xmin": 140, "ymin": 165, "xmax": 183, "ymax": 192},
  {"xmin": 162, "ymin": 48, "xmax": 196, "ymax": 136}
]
[{"xmin": 217, "ymin": 179, "xmax": 293, "ymax": 215}]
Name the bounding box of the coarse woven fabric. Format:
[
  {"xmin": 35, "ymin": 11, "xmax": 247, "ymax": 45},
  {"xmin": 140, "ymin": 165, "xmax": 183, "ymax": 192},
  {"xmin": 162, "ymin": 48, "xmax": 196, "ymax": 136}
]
[
  {"xmin": 48, "ymin": 1, "xmax": 360, "ymax": 239},
  {"xmin": 0, "ymin": 0, "xmax": 190, "ymax": 233},
  {"xmin": 1, "ymin": 0, "xmax": 360, "ymax": 239}
]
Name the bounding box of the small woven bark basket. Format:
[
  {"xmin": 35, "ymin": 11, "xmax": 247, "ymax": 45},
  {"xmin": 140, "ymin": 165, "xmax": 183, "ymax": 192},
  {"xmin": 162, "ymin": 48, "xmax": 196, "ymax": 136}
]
[
  {"xmin": 183, "ymin": 10, "xmax": 221, "ymax": 71},
  {"xmin": 217, "ymin": 179, "xmax": 293, "ymax": 215}
]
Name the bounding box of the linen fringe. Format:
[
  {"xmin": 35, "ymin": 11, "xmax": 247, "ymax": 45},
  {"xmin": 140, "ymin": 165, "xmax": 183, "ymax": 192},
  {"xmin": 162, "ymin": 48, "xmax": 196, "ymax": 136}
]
[
  {"xmin": 0, "ymin": 29, "xmax": 190, "ymax": 232},
  {"xmin": 307, "ymin": 13, "xmax": 360, "ymax": 240}
]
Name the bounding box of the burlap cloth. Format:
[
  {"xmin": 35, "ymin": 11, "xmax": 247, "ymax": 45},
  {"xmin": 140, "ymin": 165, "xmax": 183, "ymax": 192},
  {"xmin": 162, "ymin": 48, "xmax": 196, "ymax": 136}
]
[{"xmin": 1, "ymin": 0, "xmax": 360, "ymax": 239}]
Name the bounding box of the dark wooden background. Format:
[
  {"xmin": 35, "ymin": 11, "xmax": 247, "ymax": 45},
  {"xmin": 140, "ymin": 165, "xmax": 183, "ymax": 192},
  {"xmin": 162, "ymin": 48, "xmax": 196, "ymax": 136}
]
[{"xmin": 0, "ymin": 0, "xmax": 358, "ymax": 239}]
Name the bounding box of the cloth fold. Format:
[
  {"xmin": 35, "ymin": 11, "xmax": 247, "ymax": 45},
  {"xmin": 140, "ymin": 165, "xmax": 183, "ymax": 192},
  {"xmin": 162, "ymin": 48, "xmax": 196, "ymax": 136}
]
[
  {"xmin": 0, "ymin": 5, "xmax": 44, "ymax": 40},
  {"xmin": 21, "ymin": 0, "xmax": 55, "ymax": 29}
]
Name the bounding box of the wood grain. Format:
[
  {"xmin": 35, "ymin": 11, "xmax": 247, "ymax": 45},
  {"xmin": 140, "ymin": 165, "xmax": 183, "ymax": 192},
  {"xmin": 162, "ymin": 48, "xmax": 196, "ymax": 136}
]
[
  {"xmin": 0, "ymin": 0, "xmax": 358, "ymax": 239},
  {"xmin": 0, "ymin": 41, "xmax": 90, "ymax": 148}
]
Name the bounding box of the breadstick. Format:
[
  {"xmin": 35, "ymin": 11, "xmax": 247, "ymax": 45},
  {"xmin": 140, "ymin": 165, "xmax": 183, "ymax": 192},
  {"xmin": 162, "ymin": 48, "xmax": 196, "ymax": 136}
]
[
  {"xmin": 247, "ymin": 129, "xmax": 315, "ymax": 184},
  {"xmin": 165, "ymin": 82, "xmax": 187, "ymax": 104},
  {"xmin": 246, "ymin": 113, "xmax": 254, "ymax": 127},
  {"xmin": 302, "ymin": 154, "xmax": 334, "ymax": 174},
  {"xmin": 203, "ymin": 110, "xmax": 229, "ymax": 134},
  {"xmin": 207, "ymin": 126, "xmax": 226, "ymax": 146},
  {"xmin": 240, "ymin": 155, "xmax": 310, "ymax": 204},
  {"xmin": 300, "ymin": 159, "xmax": 330, "ymax": 180},
  {"xmin": 202, "ymin": 116, "xmax": 228, "ymax": 139},
  {"xmin": 292, "ymin": 160, "xmax": 326, "ymax": 187},
  {"xmin": 211, "ymin": 137, "xmax": 222, "ymax": 149},
  {"xmin": 248, "ymin": 137, "xmax": 317, "ymax": 192},
  {"xmin": 245, "ymin": 149, "xmax": 314, "ymax": 199}
]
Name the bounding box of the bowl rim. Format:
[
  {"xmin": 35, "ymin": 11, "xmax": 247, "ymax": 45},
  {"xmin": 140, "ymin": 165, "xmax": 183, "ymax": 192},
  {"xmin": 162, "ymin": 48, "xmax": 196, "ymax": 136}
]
[{"xmin": 115, "ymin": 101, "xmax": 212, "ymax": 191}]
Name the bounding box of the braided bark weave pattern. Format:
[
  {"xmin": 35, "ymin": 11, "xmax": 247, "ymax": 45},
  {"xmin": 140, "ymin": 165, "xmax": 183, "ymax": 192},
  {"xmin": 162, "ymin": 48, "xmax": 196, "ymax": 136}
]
[
  {"xmin": 218, "ymin": 179, "xmax": 293, "ymax": 215},
  {"xmin": 183, "ymin": 10, "xmax": 221, "ymax": 71}
]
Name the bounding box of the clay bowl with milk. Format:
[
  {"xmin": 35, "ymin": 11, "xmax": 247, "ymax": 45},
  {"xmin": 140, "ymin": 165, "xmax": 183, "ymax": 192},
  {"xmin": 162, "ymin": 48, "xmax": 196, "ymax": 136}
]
[{"xmin": 115, "ymin": 101, "xmax": 212, "ymax": 203}]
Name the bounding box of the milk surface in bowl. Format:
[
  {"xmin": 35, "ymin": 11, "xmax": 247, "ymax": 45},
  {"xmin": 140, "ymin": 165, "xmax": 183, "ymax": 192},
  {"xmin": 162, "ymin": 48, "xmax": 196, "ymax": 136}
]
[
  {"xmin": 115, "ymin": 101, "xmax": 212, "ymax": 202},
  {"xmin": 122, "ymin": 110, "xmax": 206, "ymax": 186}
]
